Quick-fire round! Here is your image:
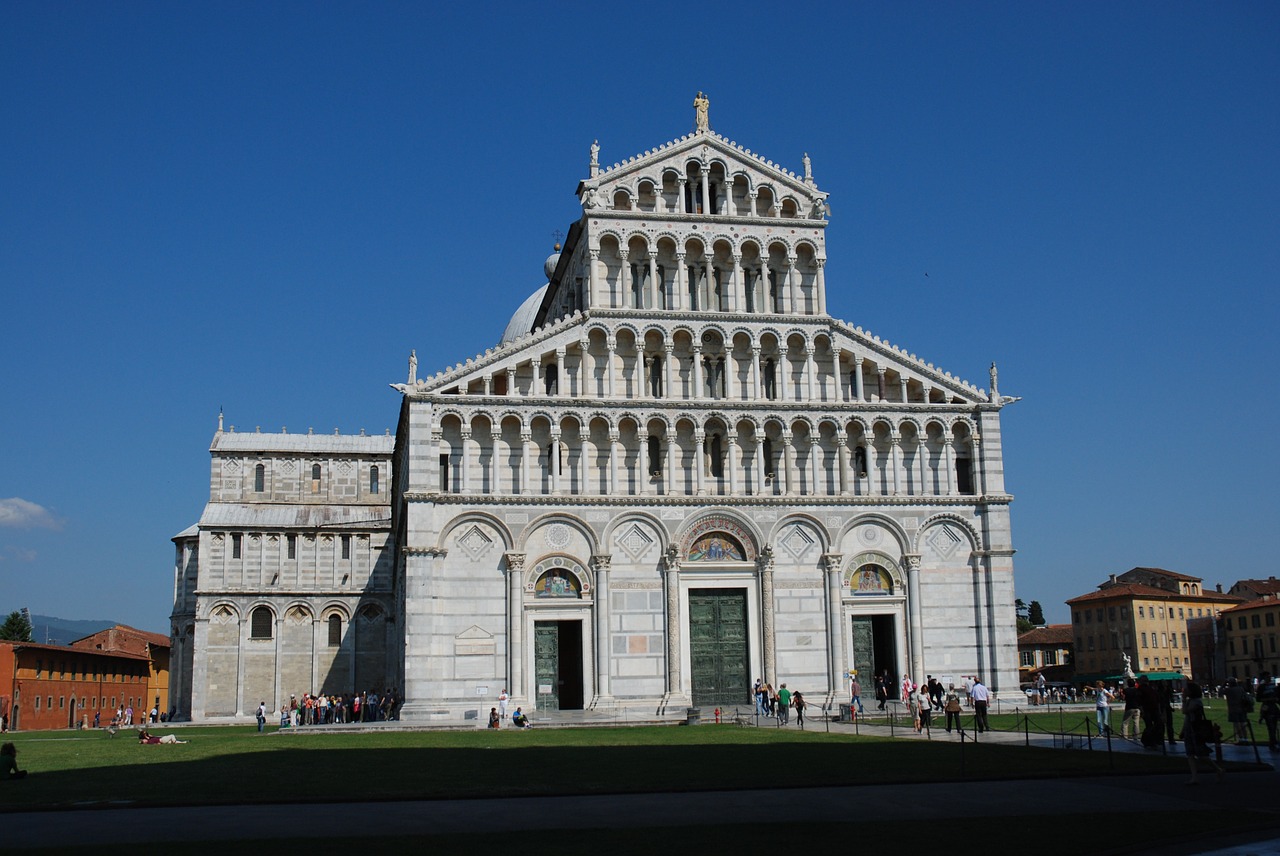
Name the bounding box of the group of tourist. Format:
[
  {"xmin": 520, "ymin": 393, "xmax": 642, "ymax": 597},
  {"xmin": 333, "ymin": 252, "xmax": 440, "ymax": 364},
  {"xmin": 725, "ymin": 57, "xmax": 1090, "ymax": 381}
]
[
  {"xmin": 752, "ymin": 680, "xmax": 807, "ymax": 724},
  {"xmin": 270, "ymin": 689, "xmax": 402, "ymax": 728}
]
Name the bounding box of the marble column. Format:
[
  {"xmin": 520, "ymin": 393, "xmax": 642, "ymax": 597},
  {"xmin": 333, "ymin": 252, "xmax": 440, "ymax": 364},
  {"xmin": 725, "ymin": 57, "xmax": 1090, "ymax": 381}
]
[
  {"xmin": 727, "ymin": 431, "xmax": 740, "ymax": 495},
  {"xmin": 579, "ymin": 436, "xmax": 590, "ymax": 495},
  {"xmin": 853, "ymin": 357, "xmax": 865, "ymax": 401},
  {"xmin": 747, "ymin": 189, "xmax": 758, "ymax": 218},
  {"xmin": 505, "ymin": 553, "xmax": 525, "ymax": 702},
  {"xmin": 592, "ymin": 554, "xmax": 612, "ymax": 702},
  {"xmin": 663, "ymin": 546, "xmax": 686, "ymax": 705},
  {"xmin": 906, "ymin": 554, "xmax": 923, "ymax": 682},
  {"xmin": 751, "ymin": 346, "xmax": 762, "ymax": 400},
  {"xmin": 815, "ymin": 259, "xmax": 827, "ymax": 315},
  {"xmin": 666, "ymin": 434, "xmax": 677, "ymax": 496},
  {"xmin": 731, "ymin": 253, "xmax": 743, "ymax": 313},
  {"xmin": 694, "ymin": 431, "xmax": 706, "ymax": 495},
  {"xmin": 759, "ymin": 546, "xmax": 776, "ymax": 686},
  {"xmin": 836, "ymin": 431, "xmax": 850, "ymax": 495},
  {"xmin": 663, "ymin": 343, "xmax": 674, "ymax": 400},
  {"xmin": 608, "ymin": 430, "xmax": 620, "ymax": 495},
  {"xmin": 699, "ymin": 166, "xmax": 710, "ymax": 216},
  {"xmin": 787, "ymin": 257, "xmax": 798, "ymax": 314},
  {"xmin": 550, "ymin": 430, "xmax": 561, "ymax": 494},
  {"xmin": 782, "ymin": 433, "xmax": 795, "ymax": 495},
  {"xmin": 890, "ymin": 434, "xmax": 902, "ymax": 495},
  {"xmin": 804, "ymin": 345, "xmax": 816, "ymax": 402},
  {"xmin": 972, "ymin": 436, "xmax": 986, "ymax": 497},
  {"xmin": 606, "ymin": 336, "xmax": 617, "ymax": 399},
  {"xmin": 808, "ymin": 436, "xmax": 821, "ymax": 496},
  {"xmin": 945, "ymin": 439, "xmax": 956, "ymax": 496},
  {"xmin": 460, "ymin": 429, "xmax": 472, "ymax": 494},
  {"xmin": 823, "ymin": 553, "xmax": 844, "ymax": 700},
  {"xmin": 691, "ymin": 344, "xmax": 704, "ymax": 401},
  {"xmin": 507, "ymin": 367, "xmax": 517, "ymax": 398},
  {"xmin": 520, "ymin": 431, "xmax": 532, "ymax": 495},
  {"xmin": 619, "ymin": 250, "xmax": 632, "ymax": 308},
  {"xmin": 587, "ymin": 250, "xmax": 600, "ymax": 309},
  {"xmin": 673, "ymin": 253, "xmax": 686, "ymax": 310},
  {"xmin": 555, "ymin": 348, "xmax": 566, "ymax": 398},
  {"xmin": 639, "ymin": 429, "xmax": 651, "ymax": 495},
  {"xmin": 753, "ymin": 434, "xmax": 765, "ymax": 496},
  {"xmin": 648, "ymin": 255, "xmax": 659, "ymax": 310},
  {"xmin": 831, "ymin": 346, "xmax": 843, "ymax": 402}
]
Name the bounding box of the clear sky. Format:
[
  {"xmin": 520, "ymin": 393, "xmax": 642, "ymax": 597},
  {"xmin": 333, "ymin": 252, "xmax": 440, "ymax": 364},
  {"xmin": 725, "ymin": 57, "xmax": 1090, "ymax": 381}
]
[{"xmin": 2, "ymin": 2, "xmax": 1277, "ymax": 634}]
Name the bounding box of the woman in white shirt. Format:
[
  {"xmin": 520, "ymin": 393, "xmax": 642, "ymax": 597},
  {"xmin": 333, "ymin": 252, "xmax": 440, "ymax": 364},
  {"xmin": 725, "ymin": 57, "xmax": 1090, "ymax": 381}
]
[{"xmin": 1095, "ymin": 681, "xmax": 1115, "ymax": 736}]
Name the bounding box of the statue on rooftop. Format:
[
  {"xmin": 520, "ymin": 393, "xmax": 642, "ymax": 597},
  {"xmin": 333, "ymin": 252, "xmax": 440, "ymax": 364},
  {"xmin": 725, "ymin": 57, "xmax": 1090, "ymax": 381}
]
[
  {"xmin": 408, "ymin": 349, "xmax": 417, "ymax": 384},
  {"xmin": 693, "ymin": 91, "xmax": 709, "ymax": 133}
]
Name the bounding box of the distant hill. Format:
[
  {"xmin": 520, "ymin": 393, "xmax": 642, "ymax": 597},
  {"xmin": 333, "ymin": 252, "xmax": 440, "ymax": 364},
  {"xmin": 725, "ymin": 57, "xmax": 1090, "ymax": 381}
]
[{"xmin": 20, "ymin": 615, "xmax": 120, "ymax": 647}]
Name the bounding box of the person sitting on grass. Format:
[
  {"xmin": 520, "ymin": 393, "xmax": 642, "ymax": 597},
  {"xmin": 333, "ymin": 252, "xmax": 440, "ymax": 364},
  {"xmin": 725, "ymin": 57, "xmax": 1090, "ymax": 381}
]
[
  {"xmin": 1, "ymin": 743, "xmax": 27, "ymax": 779},
  {"xmin": 511, "ymin": 707, "xmax": 531, "ymax": 728},
  {"xmin": 137, "ymin": 729, "xmax": 188, "ymax": 745},
  {"xmin": 488, "ymin": 707, "xmax": 500, "ymax": 729}
]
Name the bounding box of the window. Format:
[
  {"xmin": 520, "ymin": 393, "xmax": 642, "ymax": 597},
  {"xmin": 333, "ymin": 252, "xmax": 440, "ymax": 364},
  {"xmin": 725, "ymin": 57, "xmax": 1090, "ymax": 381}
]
[
  {"xmin": 763, "ymin": 438, "xmax": 776, "ymax": 478},
  {"xmin": 287, "ymin": 535, "xmax": 296, "ymax": 559},
  {"xmin": 369, "ymin": 466, "xmax": 379, "ymax": 494},
  {"xmin": 1178, "ymin": 608, "xmax": 1184, "ymax": 619},
  {"xmin": 1087, "ymin": 636, "xmax": 1095, "ymax": 651},
  {"xmin": 1138, "ymin": 605, "xmax": 1145, "ymax": 619},
  {"xmin": 1108, "ymin": 607, "xmax": 1116, "ymax": 622},
  {"xmin": 1143, "ymin": 658, "xmax": 1150, "ymax": 668},
  {"xmin": 1141, "ymin": 632, "xmax": 1147, "ymax": 647},
  {"xmin": 35, "ymin": 659, "xmax": 41, "ymax": 678},
  {"xmin": 956, "ymin": 455, "xmax": 974, "ymax": 495},
  {"xmin": 1160, "ymin": 633, "xmax": 1167, "ymax": 647},
  {"xmin": 1121, "ymin": 606, "xmax": 1128, "ymax": 619},
  {"xmin": 341, "ymin": 535, "xmax": 351, "ymax": 560},
  {"xmin": 1045, "ymin": 650, "xmax": 1058, "ymax": 665},
  {"xmin": 232, "ymin": 533, "xmax": 242, "ymax": 559},
  {"xmin": 647, "ymin": 436, "xmax": 662, "ymax": 476},
  {"xmin": 1171, "ymin": 634, "xmax": 1178, "ymax": 648},
  {"xmin": 439, "ymin": 453, "xmax": 450, "ymax": 492},
  {"xmin": 1084, "ymin": 611, "xmax": 1092, "ymax": 625},
  {"xmin": 250, "ymin": 606, "xmax": 273, "ymax": 639},
  {"xmin": 34, "ymin": 697, "xmax": 40, "ymax": 711},
  {"xmin": 709, "ymin": 434, "xmax": 724, "ymax": 478},
  {"xmin": 1074, "ymin": 612, "xmax": 1080, "ymax": 625},
  {"xmin": 1268, "ymin": 613, "xmax": 1276, "ymax": 627},
  {"xmin": 1158, "ymin": 607, "xmax": 1165, "ymax": 619},
  {"xmin": 328, "ymin": 614, "xmax": 342, "ymax": 646},
  {"xmin": 1110, "ymin": 632, "xmax": 1119, "ymax": 649},
  {"xmin": 1253, "ymin": 615, "xmax": 1262, "ymax": 629},
  {"xmin": 254, "ymin": 463, "xmax": 265, "ymax": 492},
  {"xmin": 1020, "ymin": 651, "xmax": 1034, "ymax": 667},
  {"xmin": 1270, "ymin": 635, "xmax": 1277, "ymax": 654},
  {"xmin": 311, "ymin": 463, "xmax": 322, "ymax": 493},
  {"xmin": 1181, "ymin": 632, "xmax": 1187, "ymax": 648},
  {"xmin": 1239, "ymin": 616, "xmax": 1247, "ymax": 630},
  {"xmin": 59, "ymin": 696, "xmax": 65, "ymax": 709}
]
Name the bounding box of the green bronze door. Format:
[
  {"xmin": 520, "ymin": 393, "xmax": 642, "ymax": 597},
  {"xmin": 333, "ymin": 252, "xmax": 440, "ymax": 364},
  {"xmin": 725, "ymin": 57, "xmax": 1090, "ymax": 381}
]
[
  {"xmin": 534, "ymin": 622, "xmax": 560, "ymax": 712},
  {"xmin": 689, "ymin": 589, "xmax": 749, "ymax": 707}
]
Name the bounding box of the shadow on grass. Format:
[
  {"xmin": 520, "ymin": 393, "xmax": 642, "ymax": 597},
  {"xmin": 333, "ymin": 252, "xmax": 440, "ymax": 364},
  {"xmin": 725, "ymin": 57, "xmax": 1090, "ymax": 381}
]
[{"xmin": 4, "ymin": 736, "xmax": 1198, "ymax": 811}]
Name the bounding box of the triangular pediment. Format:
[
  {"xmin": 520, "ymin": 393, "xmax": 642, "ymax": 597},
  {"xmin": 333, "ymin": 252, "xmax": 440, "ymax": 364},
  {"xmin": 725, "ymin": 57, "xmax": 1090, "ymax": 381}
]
[{"xmin": 581, "ymin": 131, "xmax": 826, "ymax": 218}]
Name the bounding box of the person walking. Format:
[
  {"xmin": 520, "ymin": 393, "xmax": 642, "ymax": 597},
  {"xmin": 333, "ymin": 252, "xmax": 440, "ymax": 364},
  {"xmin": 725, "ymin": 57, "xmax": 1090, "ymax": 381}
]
[
  {"xmin": 1120, "ymin": 680, "xmax": 1142, "ymax": 740},
  {"xmin": 849, "ymin": 675, "xmax": 864, "ymax": 715},
  {"xmin": 256, "ymin": 701, "xmax": 267, "ymax": 733},
  {"xmin": 793, "ymin": 691, "xmax": 806, "ymax": 727},
  {"xmin": 777, "ymin": 684, "xmax": 792, "ymax": 725},
  {"xmin": 944, "ymin": 684, "xmax": 963, "ymax": 733},
  {"xmin": 1256, "ymin": 672, "xmax": 1278, "ymax": 751},
  {"xmin": 1094, "ymin": 681, "xmax": 1115, "ymax": 736},
  {"xmin": 875, "ymin": 674, "xmax": 888, "ymax": 711},
  {"xmin": 1224, "ymin": 677, "xmax": 1251, "ymax": 744},
  {"xmin": 1180, "ymin": 682, "xmax": 1224, "ymax": 784},
  {"xmin": 970, "ymin": 677, "xmax": 991, "ymax": 733}
]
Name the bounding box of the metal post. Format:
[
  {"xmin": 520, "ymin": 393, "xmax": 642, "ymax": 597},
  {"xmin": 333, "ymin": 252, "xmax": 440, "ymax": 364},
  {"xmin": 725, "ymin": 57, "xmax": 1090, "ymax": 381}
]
[{"xmin": 1024, "ymin": 713, "xmax": 1030, "ymax": 747}]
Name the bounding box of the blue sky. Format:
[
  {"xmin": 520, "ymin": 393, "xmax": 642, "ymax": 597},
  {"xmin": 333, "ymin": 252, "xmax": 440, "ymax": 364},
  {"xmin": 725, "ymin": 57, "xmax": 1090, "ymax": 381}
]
[{"xmin": 2, "ymin": 2, "xmax": 1277, "ymax": 633}]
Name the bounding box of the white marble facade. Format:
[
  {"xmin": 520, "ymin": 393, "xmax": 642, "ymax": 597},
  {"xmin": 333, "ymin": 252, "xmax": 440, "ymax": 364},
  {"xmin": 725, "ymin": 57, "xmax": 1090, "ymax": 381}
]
[
  {"xmin": 390, "ymin": 105, "xmax": 1021, "ymax": 721},
  {"xmin": 171, "ymin": 104, "xmax": 1020, "ymax": 722}
]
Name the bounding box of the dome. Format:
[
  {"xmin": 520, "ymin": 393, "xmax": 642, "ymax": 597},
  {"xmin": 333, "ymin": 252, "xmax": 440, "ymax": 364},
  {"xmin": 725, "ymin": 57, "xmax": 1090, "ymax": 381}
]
[
  {"xmin": 500, "ymin": 284, "xmax": 549, "ymax": 345},
  {"xmin": 543, "ymin": 243, "xmax": 562, "ymax": 279}
]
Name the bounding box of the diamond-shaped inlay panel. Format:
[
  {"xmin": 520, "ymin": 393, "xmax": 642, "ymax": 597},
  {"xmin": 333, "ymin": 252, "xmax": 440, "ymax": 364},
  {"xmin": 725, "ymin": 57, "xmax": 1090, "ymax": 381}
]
[
  {"xmin": 924, "ymin": 523, "xmax": 962, "ymax": 560},
  {"xmin": 780, "ymin": 525, "xmax": 815, "ymax": 561},
  {"xmin": 458, "ymin": 525, "xmax": 493, "ymax": 561},
  {"xmin": 616, "ymin": 523, "xmax": 655, "ymax": 561}
]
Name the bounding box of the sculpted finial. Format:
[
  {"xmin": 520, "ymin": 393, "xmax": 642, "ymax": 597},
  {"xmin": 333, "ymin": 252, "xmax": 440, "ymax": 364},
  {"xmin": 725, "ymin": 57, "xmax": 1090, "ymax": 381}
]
[
  {"xmin": 693, "ymin": 91, "xmax": 710, "ymax": 133},
  {"xmin": 589, "ymin": 139, "xmax": 600, "ymax": 177},
  {"xmin": 803, "ymin": 152, "xmax": 812, "ymax": 182},
  {"xmin": 408, "ymin": 349, "xmax": 417, "ymax": 385},
  {"xmin": 989, "ymin": 361, "xmax": 999, "ymax": 398}
]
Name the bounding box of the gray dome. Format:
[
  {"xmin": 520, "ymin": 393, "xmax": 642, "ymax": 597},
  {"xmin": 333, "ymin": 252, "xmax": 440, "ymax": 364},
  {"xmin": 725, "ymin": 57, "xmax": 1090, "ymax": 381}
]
[
  {"xmin": 500, "ymin": 284, "xmax": 548, "ymax": 345},
  {"xmin": 543, "ymin": 247, "xmax": 562, "ymax": 279}
]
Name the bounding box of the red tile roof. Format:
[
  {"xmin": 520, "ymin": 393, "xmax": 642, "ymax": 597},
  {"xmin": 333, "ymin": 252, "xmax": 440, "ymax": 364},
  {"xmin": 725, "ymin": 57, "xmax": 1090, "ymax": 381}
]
[
  {"xmin": 1223, "ymin": 596, "xmax": 1280, "ymax": 614},
  {"xmin": 1122, "ymin": 566, "xmax": 1202, "ymax": 582},
  {"xmin": 1067, "ymin": 583, "xmax": 1243, "ymax": 605},
  {"xmin": 1018, "ymin": 624, "xmax": 1073, "ymax": 645}
]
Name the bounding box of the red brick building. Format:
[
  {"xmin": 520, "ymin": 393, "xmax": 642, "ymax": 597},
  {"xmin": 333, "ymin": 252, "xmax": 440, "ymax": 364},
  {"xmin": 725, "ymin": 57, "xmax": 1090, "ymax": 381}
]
[
  {"xmin": 1, "ymin": 640, "xmax": 152, "ymax": 732},
  {"xmin": 70, "ymin": 625, "xmax": 171, "ymax": 717}
]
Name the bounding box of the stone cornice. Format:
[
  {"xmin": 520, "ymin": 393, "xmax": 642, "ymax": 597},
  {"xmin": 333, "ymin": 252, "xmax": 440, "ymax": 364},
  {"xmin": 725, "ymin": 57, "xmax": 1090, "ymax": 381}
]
[
  {"xmin": 193, "ymin": 589, "xmax": 392, "ymax": 598},
  {"xmin": 586, "ymin": 209, "xmax": 828, "ymax": 230},
  {"xmin": 403, "ymin": 492, "xmax": 1012, "ymax": 509}
]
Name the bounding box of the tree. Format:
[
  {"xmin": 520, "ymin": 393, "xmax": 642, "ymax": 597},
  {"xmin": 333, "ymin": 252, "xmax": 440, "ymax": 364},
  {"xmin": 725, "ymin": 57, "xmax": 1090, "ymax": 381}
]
[
  {"xmin": 0, "ymin": 610, "xmax": 33, "ymax": 642},
  {"xmin": 1015, "ymin": 599, "xmax": 1032, "ymax": 634},
  {"xmin": 1028, "ymin": 600, "xmax": 1046, "ymax": 626}
]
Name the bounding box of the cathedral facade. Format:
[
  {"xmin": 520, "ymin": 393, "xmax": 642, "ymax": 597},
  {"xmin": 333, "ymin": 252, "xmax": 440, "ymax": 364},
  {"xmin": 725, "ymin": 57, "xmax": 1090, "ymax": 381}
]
[{"xmin": 172, "ymin": 101, "xmax": 1020, "ymax": 721}]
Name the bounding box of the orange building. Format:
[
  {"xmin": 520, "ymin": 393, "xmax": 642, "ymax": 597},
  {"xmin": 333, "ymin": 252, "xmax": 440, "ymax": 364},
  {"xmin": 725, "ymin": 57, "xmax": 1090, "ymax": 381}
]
[
  {"xmin": 70, "ymin": 625, "xmax": 171, "ymax": 718},
  {"xmin": 0, "ymin": 640, "xmax": 152, "ymax": 731}
]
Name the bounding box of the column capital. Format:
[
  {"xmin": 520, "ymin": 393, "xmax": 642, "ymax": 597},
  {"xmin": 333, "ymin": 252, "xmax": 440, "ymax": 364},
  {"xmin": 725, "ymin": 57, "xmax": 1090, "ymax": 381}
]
[
  {"xmin": 608, "ymin": 430, "xmax": 620, "ymax": 443},
  {"xmin": 751, "ymin": 344, "xmax": 762, "ymax": 355},
  {"xmin": 588, "ymin": 248, "xmax": 600, "ymax": 260},
  {"xmin": 590, "ymin": 554, "xmax": 612, "ymax": 572},
  {"xmin": 691, "ymin": 342, "xmax": 703, "ymax": 354},
  {"xmin": 674, "ymin": 251, "xmax": 686, "ymax": 262},
  {"xmin": 663, "ymin": 543, "xmax": 682, "ymax": 571},
  {"xmin": 815, "ymin": 258, "xmax": 826, "ymax": 269},
  {"xmin": 903, "ymin": 554, "xmax": 922, "ymax": 571},
  {"xmin": 804, "ymin": 344, "xmax": 816, "ymax": 356},
  {"xmin": 505, "ymin": 552, "xmax": 526, "ymax": 572},
  {"xmin": 756, "ymin": 544, "xmax": 775, "ymax": 572},
  {"xmin": 835, "ymin": 430, "xmax": 847, "ymax": 444},
  {"xmin": 854, "ymin": 355, "xmax": 864, "ymax": 366},
  {"xmin": 663, "ymin": 342, "xmax": 674, "ymax": 355},
  {"xmin": 606, "ymin": 335, "xmax": 617, "ymax": 349},
  {"xmin": 459, "ymin": 429, "xmax": 472, "ymax": 440},
  {"xmin": 555, "ymin": 346, "xmax": 565, "ymax": 357},
  {"xmin": 693, "ymin": 430, "xmax": 706, "ymax": 443},
  {"xmin": 519, "ymin": 432, "xmax": 532, "ymax": 443},
  {"xmin": 877, "ymin": 366, "xmax": 887, "ymax": 376},
  {"xmin": 821, "ymin": 552, "xmax": 844, "ymax": 574},
  {"xmin": 618, "ymin": 249, "xmax": 630, "ymax": 261}
]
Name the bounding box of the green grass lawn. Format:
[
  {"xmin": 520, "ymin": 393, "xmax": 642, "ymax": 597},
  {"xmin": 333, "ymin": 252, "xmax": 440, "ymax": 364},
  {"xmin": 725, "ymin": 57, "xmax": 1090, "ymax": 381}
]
[{"xmin": 0, "ymin": 724, "xmax": 1196, "ymax": 811}]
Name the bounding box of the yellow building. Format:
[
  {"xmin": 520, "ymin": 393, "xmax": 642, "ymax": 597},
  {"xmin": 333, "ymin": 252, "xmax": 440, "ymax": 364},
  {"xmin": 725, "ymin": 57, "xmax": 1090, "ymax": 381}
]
[
  {"xmin": 1221, "ymin": 595, "xmax": 1280, "ymax": 682},
  {"xmin": 1066, "ymin": 567, "xmax": 1241, "ymax": 681}
]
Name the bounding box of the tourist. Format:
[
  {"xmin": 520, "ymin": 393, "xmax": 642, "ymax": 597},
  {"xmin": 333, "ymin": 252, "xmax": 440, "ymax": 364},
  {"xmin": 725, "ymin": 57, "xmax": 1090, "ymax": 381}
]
[
  {"xmin": 1224, "ymin": 677, "xmax": 1251, "ymax": 744},
  {"xmin": 875, "ymin": 673, "xmax": 888, "ymax": 711},
  {"xmin": 792, "ymin": 691, "xmax": 806, "ymax": 727},
  {"xmin": 1, "ymin": 743, "xmax": 27, "ymax": 779},
  {"xmin": 512, "ymin": 707, "xmax": 531, "ymax": 728},
  {"xmin": 1180, "ymin": 682, "xmax": 1223, "ymax": 784},
  {"xmin": 970, "ymin": 677, "xmax": 991, "ymax": 733},
  {"xmin": 256, "ymin": 701, "xmax": 266, "ymax": 732},
  {"xmin": 1256, "ymin": 672, "xmax": 1278, "ymax": 751},
  {"xmin": 916, "ymin": 683, "xmax": 932, "ymax": 732},
  {"xmin": 777, "ymin": 684, "xmax": 792, "ymax": 725},
  {"xmin": 488, "ymin": 707, "xmax": 500, "ymax": 729},
  {"xmin": 1120, "ymin": 680, "xmax": 1142, "ymax": 740},
  {"xmin": 498, "ymin": 687, "xmax": 510, "ymax": 721},
  {"xmin": 1094, "ymin": 681, "xmax": 1114, "ymax": 736},
  {"xmin": 849, "ymin": 675, "xmax": 864, "ymax": 715},
  {"xmin": 944, "ymin": 684, "xmax": 963, "ymax": 733}
]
